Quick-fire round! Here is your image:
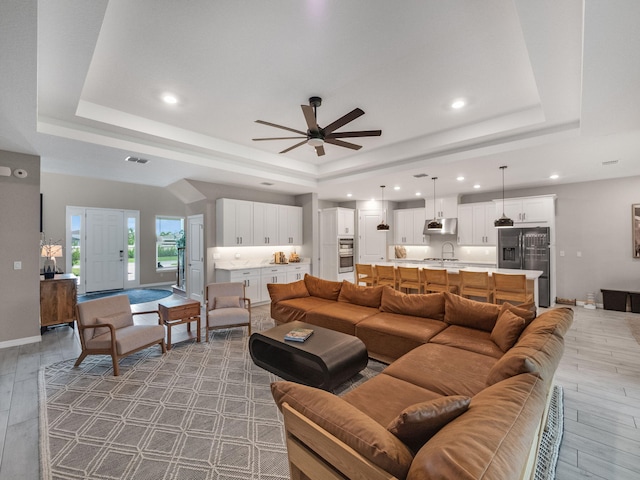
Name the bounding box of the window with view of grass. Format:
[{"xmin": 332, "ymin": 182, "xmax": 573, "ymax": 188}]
[{"xmin": 156, "ymin": 216, "xmax": 185, "ymax": 270}]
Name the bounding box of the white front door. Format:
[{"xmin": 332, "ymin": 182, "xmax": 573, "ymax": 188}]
[
  {"xmin": 358, "ymin": 210, "xmax": 388, "ymax": 263},
  {"xmin": 85, "ymin": 209, "xmax": 125, "ymax": 292},
  {"xmin": 187, "ymin": 214, "xmax": 204, "ymax": 303}
]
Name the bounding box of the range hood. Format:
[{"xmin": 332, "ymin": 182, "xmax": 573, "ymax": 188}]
[{"xmin": 423, "ymin": 218, "xmax": 457, "ymax": 235}]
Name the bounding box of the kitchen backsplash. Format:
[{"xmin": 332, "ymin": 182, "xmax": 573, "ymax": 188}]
[
  {"xmin": 211, "ymin": 245, "xmax": 302, "ymax": 265},
  {"xmin": 389, "ymin": 240, "xmax": 497, "ymax": 263}
]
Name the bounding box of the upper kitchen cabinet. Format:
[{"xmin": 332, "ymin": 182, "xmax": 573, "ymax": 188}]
[
  {"xmin": 394, "ymin": 208, "xmax": 428, "ymax": 245},
  {"xmin": 253, "ymin": 202, "xmax": 279, "ymax": 246},
  {"xmin": 496, "ymin": 195, "xmax": 555, "ymax": 225},
  {"xmin": 322, "ymin": 207, "xmax": 355, "ymax": 241},
  {"xmin": 217, "ymin": 198, "xmax": 253, "ymax": 246},
  {"xmin": 425, "ymin": 195, "xmax": 458, "ymax": 219},
  {"xmin": 457, "ymin": 202, "xmax": 496, "ymax": 246},
  {"xmin": 338, "ymin": 208, "xmax": 355, "ymax": 236},
  {"xmin": 278, "ymin": 205, "xmax": 303, "ymax": 245}
]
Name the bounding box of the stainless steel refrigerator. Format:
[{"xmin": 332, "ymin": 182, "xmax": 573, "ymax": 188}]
[{"xmin": 497, "ymin": 227, "xmax": 550, "ymax": 307}]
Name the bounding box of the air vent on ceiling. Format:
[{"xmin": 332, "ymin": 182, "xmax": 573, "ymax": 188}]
[
  {"xmin": 413, "ymin": 173, "xmax": 428, "ymax": 178},
  {"xmin": 260, "ymin": 182, "xmax": 274, "ymax": 186},
  {"xmin": 125, "ymin": 156, "xmax": 149, "ymax": 164},
  {"xmin": 602, "ymin": 160, "xmax": 619, "ymax": 166}
]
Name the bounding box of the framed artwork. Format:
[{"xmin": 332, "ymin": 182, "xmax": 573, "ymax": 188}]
[{"xmin": 634, "ymin": 204, "xmax": 640, "ymax": 258}]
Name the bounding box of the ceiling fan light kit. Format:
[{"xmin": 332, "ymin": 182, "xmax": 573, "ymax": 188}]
[
  {"xmin": 376, "ymin": 185, "xmax": 390, "ymax": 231},
  {"xmin": 253, "ymin": 96, "xmax": 381, "ymax": 157},
  {"xmin": 495, "ymin": 165, "xmax": 514, "ymax": 228}
]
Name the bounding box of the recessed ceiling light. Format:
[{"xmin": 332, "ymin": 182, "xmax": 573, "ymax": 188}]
[
  {"xmin": 451, "ymin": 99, "xmax": 466, "ymax": 109},
  {"xmin": 347, "ymin": 193, "xmax": 352, "ymax": 197},
  {"xmin": 415, "ymin": 192, "xmax": 421, "ymax": 196},
  {"xmin": 456, "ymin": 176, "xmax": 465, "ymax": 181},
  {"xmin": 473, "ymin": 184, "xmax": 481, "ymax": 189},
  {"xmin": 162, "ymin": 94, "xmax": 178, "ymax": 104},
  {"xmin": 549, "ymin": 174, "xmax": 559, "ymax": 180},
  {"xmin": 394, "ymin": 186, "xmax": 400, "ymax": 190}
]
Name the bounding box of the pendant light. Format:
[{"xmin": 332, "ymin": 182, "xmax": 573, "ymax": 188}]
[
  {"xmin": 494, "ymin": 165, "xmax": 514, "ymax": 228},
  {"xmin": 426, "ymin": 177, "xmax": 443, "ymax": 230},
  {"xmin": 376, "ymin": 185, "xmax": 390, "ymax": 231}
]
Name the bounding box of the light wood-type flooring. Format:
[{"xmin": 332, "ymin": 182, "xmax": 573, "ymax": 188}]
[{"xmin": 1, "ymin": 298, "xmax": 639, "ymax": 479}]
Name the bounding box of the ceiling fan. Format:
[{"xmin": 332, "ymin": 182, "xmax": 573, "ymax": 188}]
[{"xmin": 252, "ymin": 96, "xmax": 381, "ymax": 157}]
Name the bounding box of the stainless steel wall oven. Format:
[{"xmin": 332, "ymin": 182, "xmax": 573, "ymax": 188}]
[{"xmin": 338, "ymin": 238, "xmax": 354, "ymax": 273}]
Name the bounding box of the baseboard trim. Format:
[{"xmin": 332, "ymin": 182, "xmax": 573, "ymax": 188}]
[{"xmin": 0, "ymin": 335, "xmax": 42, "ymax": 350}]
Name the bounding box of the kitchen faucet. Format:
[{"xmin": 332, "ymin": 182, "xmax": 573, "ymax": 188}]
[{"xmin": 441, "ymin": 242, "xmax": 455, "ymax": 265}]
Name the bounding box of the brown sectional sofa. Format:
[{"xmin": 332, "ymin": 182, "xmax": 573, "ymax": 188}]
[{"xmin": 267, "ymin": 275, "xmax": 574, "ymax": 480}]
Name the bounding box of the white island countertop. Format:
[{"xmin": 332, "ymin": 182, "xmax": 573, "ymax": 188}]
[{"xmin": 372, "ymin": 261, "xmax": 543, "ymax": 280}]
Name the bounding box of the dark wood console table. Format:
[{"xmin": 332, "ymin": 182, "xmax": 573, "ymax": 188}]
[{"xmin": 40, "ymin": 273, "xmax": 77, "ymax": 334}]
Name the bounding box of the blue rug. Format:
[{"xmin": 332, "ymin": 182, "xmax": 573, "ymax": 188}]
[{"xmin": 78, "ymin": 288, "xmax": 173, "ymax": 305}]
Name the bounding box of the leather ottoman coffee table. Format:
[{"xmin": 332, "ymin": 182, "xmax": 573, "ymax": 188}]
[{"xmin": 249, "ymin": 321, "xmax": 368, "ymax": 391}]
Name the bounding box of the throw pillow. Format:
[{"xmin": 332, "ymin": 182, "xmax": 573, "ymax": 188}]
[
  {"xmin": 304, "ymin": 274, "xmax": 343, "ymax": 301},
  {"xmin": 93, "ymin": 311, "xmax": 133, "ymax": 338},
  {"xmin": 270, "ymin": 381, "xmax": 413, "ymax": 479},
  {"xmin": 338, "ymin": 280, "xmax": 384, "ymax": 308},
  {"xmin": 215, "ymin": 295, "xmax": 241, "ymax": 309},
  {"xmin": 387, "ymin": 395, "xmax": 471, "ymax": 452},
  {"xmin": 499, "ymin": 301, "xmax": 536, "ymax": 324},
  {"xmin": 443, "ymin": 291, "xmax": 500, "ymax": 332},
  {"xmin": 491, "ymin": 309, "xmax": 527, "ymax": 352},
  {"xmin": 379, "ymin": 287, "xmax": 445, "ymax": 320},
  {"xmin": 267, "ymin": 279, "xmax": 309, "ymax": 303}
]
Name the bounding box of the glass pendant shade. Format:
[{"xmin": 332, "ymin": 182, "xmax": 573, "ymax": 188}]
[
  {"xmin": 376, "ymin": 185, "xmax": 390, "ymax": 231},
  {"xmin": 425, "ymin": 176, "xmax": 443, "ymax": 231},
  {"xmin": 494, "ymin": 166, "xmax": 514, "ymax": 228}
]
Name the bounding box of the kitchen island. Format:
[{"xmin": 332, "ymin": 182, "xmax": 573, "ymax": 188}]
[{"xmin": 366, "ymin": 261, "xmax": 544, "ymax": 307}]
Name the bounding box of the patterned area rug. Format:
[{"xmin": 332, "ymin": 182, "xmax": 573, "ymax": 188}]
[
  {"xmin": 534, "ymin": 385, "xmax": 564, "ymax": 480},
  {"xmin": 77, "ymin": 289, "xmax": 172, "ymax": 305},
  {"xmin": 39, "ymin": 311, "xmax": 384, "ymax": 480}
]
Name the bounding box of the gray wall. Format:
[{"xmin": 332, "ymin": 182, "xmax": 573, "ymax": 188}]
[
  {"xmin": 40, "ymin": 172, "xmax": 187, "ymax": 286},
  {"xmin": 0, "ymin": 151, "xmax": 41, "ymax": 345},
  {"xmin": 462, "ymin": 175, "xmax": 640, "ymax": 303}
]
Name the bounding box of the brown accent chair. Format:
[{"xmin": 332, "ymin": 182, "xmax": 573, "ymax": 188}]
[
  {"xmin": 422, "ymin": 268, "xmax": 458, "ymax": 294},
  {"xmin": 493, "ymin": 273, "xmax": 533, "ymax": 305},
  {"xmin": 205, "ymin": 282, "xmax": 252, "ymax": 336},
  {"xmin": 374, "ymin": 265, "xmax": 397, "ymax": 289},
  {"xmin": 355, "ymin": 264, "xmax": 376, "ymax": 287},
  {"xmin": 75, "ymin": 295, "xmax": 166, "ymax": 376},
  {"xmin": 397, "ymin": 266, "xmax": 422, "ymax": 293},
  {"xmin": 459, "ymin": 270, "xmax": 493, "ymax": 303}
]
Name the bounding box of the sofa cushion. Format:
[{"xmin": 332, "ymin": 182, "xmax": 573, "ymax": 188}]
[
  {"xmin": 387, "ymin": 395, "xmax": 471, "ymax": 453},
  {"xmin": 306, "ymin": 302, "xmax": 380, "ymax": 335},
  {"xmin": 379, "ymin": 287, "xmax": 445, "ymax": 321},
  {"xmin": 267, "ymin": 280, "xmax": 309, "ymax": 304},
  {"xmin": 270, "ymin": 296, "xmax": 334, "ymax": 324},
  {"xmin": 355, "ymin": 313, "xmax": 448, "ymax": 362},
  {"xmin": 407, "ymin": 373, "xmax": 547, "ymax": 480},
  {"xmin": 430, "ymin": 325, "xmax": 503, "ymax": 359},
  {"xmin": 304, "ymin": 274, "xmax": 342, "ymax": 301},
  {"xmin": 383, "ymin": 343, "xmax": 497, "ymax": 397},
  {"xmin": 93, "ymin": 311, "xmax": 134, "ymax": 338},
  {"xmin": 520, "ymin": 307, "xmax": 574, "ymax": 339},
  {"xmin": 343, "ymin": 373, "xmax": 444, "ymax": 427},
  {"xmin": 491, "ymin": 309, "xmax": 527, "ymax": 352},
  {"xmin": 271, "ymin": 381, "xmax": 414, "ymax": 479},
  {"xmin": 338, "ymin": 280, "xmax": 384, "ymax": 308},
  {"xmin": 214, "ymin": 295, "xmax": 241, "ymax": 309},
  {"xmin": 443, "ymin": 292, "xmax": 500, "ymax": 332}
]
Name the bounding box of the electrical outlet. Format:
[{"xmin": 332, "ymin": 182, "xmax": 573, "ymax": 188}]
[
  {"xmin": 13, "ymin": 261, "xmax": 21, "ymax": 270},
  {"xmin": 559, "ymin": 251, "xmax": 565, "ymax": 257},
  {"xmin": 576, "ymin": 251, "xmax": 582, "ymax": 257}
]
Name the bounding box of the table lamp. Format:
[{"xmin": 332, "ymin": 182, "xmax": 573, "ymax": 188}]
[{"xmin": 41, "ymin": 244, "xmax": 63, "ymax": 279}]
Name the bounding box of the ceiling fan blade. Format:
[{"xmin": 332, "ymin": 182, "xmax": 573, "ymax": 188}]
[
  {"xmin": 325, "ymin": 138, "xmax": 362, "ymax": 150},
  {"xmin": 327, "ymin": 130, "xmax": 382, "ymax": 139},
  {"xmin": 255, "ymin": 120, "xmax": 307, "ymax": 136},
  {"xmin": 279, "ymin": 139, "xmax": 308, "ymax": 154},
  {"xmin": 252, "ymin": 136, "xmax": 306, "ymax": 141},
  {"xmin": 323, "ymin": 108, "xmax": 365, "ymax": 135},
  {"xmin": 301, "ymin": 105, "xmax": 318, "ymax": 131},
  {"xmin": 315, "ymin": 145, "xmax": 325, "ymax": 157}
]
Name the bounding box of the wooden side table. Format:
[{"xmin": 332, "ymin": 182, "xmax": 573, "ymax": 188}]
[
  {"xmin": 158, "ymin": 298, "xmax": 201, "ymax": 350},
  {"xmin": 40, "ymin": 273, "xmax": 77, "ymax": 334}
]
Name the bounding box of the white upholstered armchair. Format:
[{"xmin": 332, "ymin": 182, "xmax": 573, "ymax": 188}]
[{"xmin": 205, "ymin": 282, "xmax": 252, "ymax": 337}]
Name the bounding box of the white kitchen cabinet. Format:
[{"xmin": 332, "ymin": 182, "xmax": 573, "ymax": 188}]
[
  {"xmin": 394, "ymin": 208, "xmax": 428, "ymax": 245},
  {"xmin": 425, "ymin": 195, "xmax": 458, "ymax": 219},
  {"xmin": 215, "ymin": 267, "xmax": 261, "ymax": 304},
  {"xmin": 337, "ymin": 208, "xmax": 355, "ymax": 236},
  {"xmin": 497, "ymin": 196, "xmax": 554, "ymax": 225},
  {"xmin": 260, "ymin": 265, "xmax": 288, "ymax": 302},
  {"xmin": 286, "ymin": 263, "xmax": 310, "ymax": 283},
  {"xmin": 457, "ymin": 202, "xmax": 496, "ymax": 246},
  {"xmin": 278, "ymin": 205, "xmax": 303, "ymax": 245},
  {"xmin": 253, "ymin": 202, "xmax": 279, "ymax": 246},
  {"xmin": 216, "ymin": 198, "xmax": 253, "ymax": 246}
]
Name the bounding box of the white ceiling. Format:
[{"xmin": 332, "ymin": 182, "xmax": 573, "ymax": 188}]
[{"xmin": 2, "ymin": 0, "xmax": 640, "ymax": 203}]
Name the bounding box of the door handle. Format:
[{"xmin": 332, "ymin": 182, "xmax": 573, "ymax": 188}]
[{"xmin": 119, "ymin": 250, "xmax": 124, "ymax": 261}]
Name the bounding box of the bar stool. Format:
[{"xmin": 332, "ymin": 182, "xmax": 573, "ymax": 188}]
[
  {"xmin": 355, "ymin": 264, "xmax": 376, "ymax": 286},
  {"xmin": 375, "ymin": 265, "xmax": 397, "ymax": 289},
  {"xmin": 422, "ymin": 268, "xmax": 458, "ymax": 294},
  {"xmin": 398, "ymin": 266, "xmax": 422, "ymax": 294},
  {"xmin": 493, "ymin": 273, "xmax": 533, "ymax": 305},
  {"xmin": 459, "ymin": 270, "xmax": 493, "ymax": 303}
]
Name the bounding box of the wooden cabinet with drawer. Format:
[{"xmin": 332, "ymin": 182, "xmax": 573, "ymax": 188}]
[{"xmin": 40, "ymin": 274, "xmax": 77, "ymax": 334}]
